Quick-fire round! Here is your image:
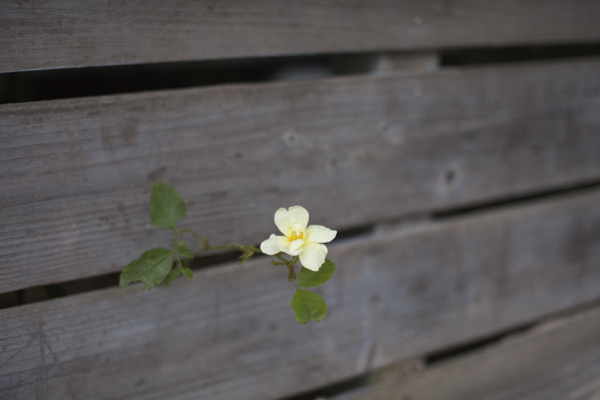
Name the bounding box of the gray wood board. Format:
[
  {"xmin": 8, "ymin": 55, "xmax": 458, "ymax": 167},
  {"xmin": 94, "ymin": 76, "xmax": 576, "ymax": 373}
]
[
  {"xmin": 334, "ymin": 306, "xmax": 600, "ymax": 400},
  {"xmin": 2, "ymin": 59, "xmax": 600, "ymax": 293},
  {"xmin": 2, "ymin": 189, "xmax": 600, "ymax": 400},
  {"xmin": 3, "ymin": 0, "xmax": 600, "ymax": 72}
]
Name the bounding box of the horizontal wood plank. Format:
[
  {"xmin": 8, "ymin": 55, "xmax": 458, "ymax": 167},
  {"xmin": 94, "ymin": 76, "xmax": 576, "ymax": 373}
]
[
  {"xmin": 3, "ymin": 0, "xmax": 600, "ymax": 72},
  {"xmin": 1, "ymin": 189, "xmax": 600, "ymax": 399},
  {"xmin": 2, "ymin": 59, "xmax": 600, "ymax": 293},
  {"xmin": 334, "ymin": 306, "xmax": 600, "ymax": 400}
]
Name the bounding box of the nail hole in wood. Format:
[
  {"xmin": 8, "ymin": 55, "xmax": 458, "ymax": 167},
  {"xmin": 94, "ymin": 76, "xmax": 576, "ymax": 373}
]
[{"xmin": 445, "ymin": 169, "xmax": 455, "ymax": 184}]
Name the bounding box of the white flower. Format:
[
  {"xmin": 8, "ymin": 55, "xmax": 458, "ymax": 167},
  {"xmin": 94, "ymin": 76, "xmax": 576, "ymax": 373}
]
[{"xmin": 260, "ymin": 206, "xmax": 337, "ymax": 271}]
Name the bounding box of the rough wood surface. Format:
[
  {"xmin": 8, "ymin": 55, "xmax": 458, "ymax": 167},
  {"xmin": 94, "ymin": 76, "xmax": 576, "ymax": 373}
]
[
  {"xmin": 2, "ymin": 59, "xmax": 600, "ymax": 293},
  {"xmin": 334, "ymin": 306, "xmax": 600, "ymax": 400},
  {"xmin": 3, "ymin": 0, "xmax": 600, "ymax": 72},
  {"xmin": 1, "ymin": 189, "xmax": 600, "ymax": 400}
]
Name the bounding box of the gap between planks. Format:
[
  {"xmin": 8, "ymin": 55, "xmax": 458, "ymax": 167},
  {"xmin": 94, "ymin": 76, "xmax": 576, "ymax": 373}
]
[{"xmin": 332, "ymin": 301, "xmax": 600, "ymax": 400}]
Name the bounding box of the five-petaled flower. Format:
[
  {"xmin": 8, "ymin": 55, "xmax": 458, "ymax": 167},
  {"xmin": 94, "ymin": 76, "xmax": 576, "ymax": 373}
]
[{"xmin": 260, "ymin": 206, "xmax": 337, "ymax": 271}]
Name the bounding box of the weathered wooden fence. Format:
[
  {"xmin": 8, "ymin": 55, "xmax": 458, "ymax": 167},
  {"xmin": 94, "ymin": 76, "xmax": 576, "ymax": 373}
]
[{"xmin": 1, "ymin": 1, "xmax": 600, "ymax": 399}]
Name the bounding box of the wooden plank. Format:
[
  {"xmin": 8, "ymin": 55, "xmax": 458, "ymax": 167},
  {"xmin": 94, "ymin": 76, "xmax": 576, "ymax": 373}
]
[
  {"xmin": 1, "ymin": 189, "xmax": 600, "ymax": 400},
  {"xmin": 2, "ymin": 58, "xmax": 600, "ymax": 293},
  {"xmin": 334, "ymin": 306, "xmax": 600, "ymax": 400},
  {"xmin": 2, "ymin": 0, "xmax": 600, "ymax": 73}
]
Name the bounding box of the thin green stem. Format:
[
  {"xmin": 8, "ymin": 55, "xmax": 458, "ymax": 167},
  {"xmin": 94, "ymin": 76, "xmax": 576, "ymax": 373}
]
[
  {"xmin": 207, "ymin": 244, "xmax": 240, "ymax": 251},
  {"xmin": 288, "ymin": 263, "xmax": 298, "ymax": 288},
  {"xmin": 172, "ymin": 229, "xmax": 179, "ymax": 253},
  {"xmin": 171, "ymin": 229, "xmax": 183, "ymax": 269},
  {"xmin": 253, "ymin": 247, "xmax": 263, "ymax": 254},
  {"xmin": 273, "ymin": 253, "xmax": 288, "ymax": 263},
  {"xmin": 175, "ymin": 252, "xmax": 183, "ymax": 269},
  {"xmin": 179, "ymin": 229, "xmax": 202, "ymax": 239}
]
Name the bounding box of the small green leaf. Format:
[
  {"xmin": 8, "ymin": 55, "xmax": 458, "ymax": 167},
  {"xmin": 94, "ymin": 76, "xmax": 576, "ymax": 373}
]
[
  {"xmin": 297, "ymin": 259, "xmax": 336, "ymax": 287},
  {"xmin": 120, "ymin": 259, "xmax": 143, "ymax": 290},
  {"xmin": 291, "ymin": 289, "xmax": 328, "ymax": 324},
  {"xmin": 181, "ymin": 267, "xmax": 193, "ymax": 280},
  {"xmin": 176, "ymin": 240, "xmax": 195, "ymax": 259},
  {"xmin": 119, "ymin": 247, "xmax": 173, "ymax": 290},
  {"xmin": 150, "ymin": 183, "xmax": 187, "ymax": 230},
  {"xmin": 169, "ymin": 267, "xmax": 182, "ymax": 280}
]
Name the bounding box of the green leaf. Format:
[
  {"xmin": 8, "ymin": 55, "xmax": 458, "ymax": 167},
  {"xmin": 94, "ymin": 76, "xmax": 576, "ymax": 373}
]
[
  {"xmin": 166, "ymin": 266, "xmax": 192, "ymax": 282},
  {"xmin": 169, "ymin": 267, "xmax": 182, "ymax": 280},
  {"xmin": 296, "ymin": 259, "xmax": 336, "ymax": 287},
  {"xmin": 181, "ymin": 267, "xmax": 193, "ymax": 280},
  {"xmin": 176, "ymin": 240, "xmax": 195, "ymax": 259},
  {"xmin": 119, "ymin": 247, "xmax": 174, "ymax": 290},
  {"xmin": 291, "ymin": 289, "xmax": 328, "ymax": 324},
  {"xmin": 150, "ymin": 183, "xmax": 187, "ymax": 230}
]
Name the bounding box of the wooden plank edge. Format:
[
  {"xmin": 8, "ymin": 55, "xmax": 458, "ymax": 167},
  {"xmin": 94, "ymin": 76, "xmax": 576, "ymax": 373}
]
[{"xmin": 2, "ymin": 0, "xmax": 600, "ymax": 72}]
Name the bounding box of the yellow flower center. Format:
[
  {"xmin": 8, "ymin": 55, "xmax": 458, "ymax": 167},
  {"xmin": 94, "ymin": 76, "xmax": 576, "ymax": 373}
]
[{"xmin": 288, "ymin": 230, "xmax": 304, "ymax": 242}]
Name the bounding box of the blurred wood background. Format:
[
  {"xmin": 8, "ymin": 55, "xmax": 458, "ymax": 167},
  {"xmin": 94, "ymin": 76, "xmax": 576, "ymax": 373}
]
[{"xmin": 1, "ymin": 1, "xmax": 600, "ymax": 399}]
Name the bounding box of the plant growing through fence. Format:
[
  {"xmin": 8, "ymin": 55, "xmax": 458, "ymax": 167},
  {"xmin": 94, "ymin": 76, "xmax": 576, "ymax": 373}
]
[{"xmin": 119, "ymin": 183, "xmax": 337, "ymax": 324}]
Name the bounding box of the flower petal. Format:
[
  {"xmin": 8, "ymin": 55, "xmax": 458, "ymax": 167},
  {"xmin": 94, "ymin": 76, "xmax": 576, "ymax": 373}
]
[
  {"xmin": 289, "ymin": 239, "xmax": 305, "ymax": 253},
  {"xmin": 260, "ymin": 234, "xmax": 282, "ymax": 255},
  {"xmin": 298, "ymin": 243, "xmax": 328, "ymax": 271},
  {"xmin": 275, "ymin": 206, "xmax": 309, "ymax": 236},
  {"xmin": 305, "ymin": 225, "xmax": 337, "ymax": 244},
  {"xmin": 272, "ymin": 235, "xmax": 304, "ymax": 256}
]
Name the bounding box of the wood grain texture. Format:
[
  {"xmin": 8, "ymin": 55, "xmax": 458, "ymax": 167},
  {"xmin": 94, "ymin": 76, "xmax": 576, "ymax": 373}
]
[
  {"xmin": 3, "ymin": 0, "xmax": 600, "ymax": 72},
  {"xmin": 1, "ymin": 189, "xmax": 600, "ymax": 400},
  {"xmin": 334, "ymin": 306, "xmax": 600, "ymax": 400},
  {"xmin": 2, "ymin": 59, "xmax": 600, "ymax": 293}
]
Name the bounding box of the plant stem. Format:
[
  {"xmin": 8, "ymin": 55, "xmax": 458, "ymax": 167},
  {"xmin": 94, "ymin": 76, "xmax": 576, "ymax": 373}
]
[
  {"xmin": 273, "ymin": 253, "xmax": 288, "ymax": 263},
  {"xmin": 179, "ymin": 229, "xmax": 202, "ymax": 239},
  {"xmin": 287, "ymin": 263, "xmax": 298, "ymax": 288},
  {"xmin": 172, "ymin": 229, "xmax": 183, "ymax": 268},
  {"xmin": 206, "ymin": 244, "xmax": 239, "ymax": 251},
  {"xmin": 172, "ymin": 229, "xmax": 179, "ymax": 253}
]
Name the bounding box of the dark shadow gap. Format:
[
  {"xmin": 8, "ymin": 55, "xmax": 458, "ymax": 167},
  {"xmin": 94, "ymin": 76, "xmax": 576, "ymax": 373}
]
[
  {"xmin": 0, "ymin": 53, "xmax": 375, "ymax": 104},
  {"xmin": 432, "ymin": 180, "xmax": 600, "ymax": 220},
  {"xmin": 333, "ymin": 224, "xmax": 375, "ymax": 241},
  {"xmin": 280, "ymin": 375, "xmax": 371, "ymax": 400},
  {"xmin": 0, "ymin": 224, "xmax": 376, "ymax": 310},
  {"xmin": 2, "ymin": 43, "xmax": 600, "ymax": 104},
  {"xmin": 424, "ymin": 323, "xmax": 534, "ymax": 366},
  {"xmin": 3, "ymin": 179, "xmax": 600, "ymax": 310},
  {"xmin": 440, "ymin": 42, "xmax": 600, "ymax": 67},
  {"xmin": 0, "ymin": 250, "xmax": 244, "ymax": 310}
]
